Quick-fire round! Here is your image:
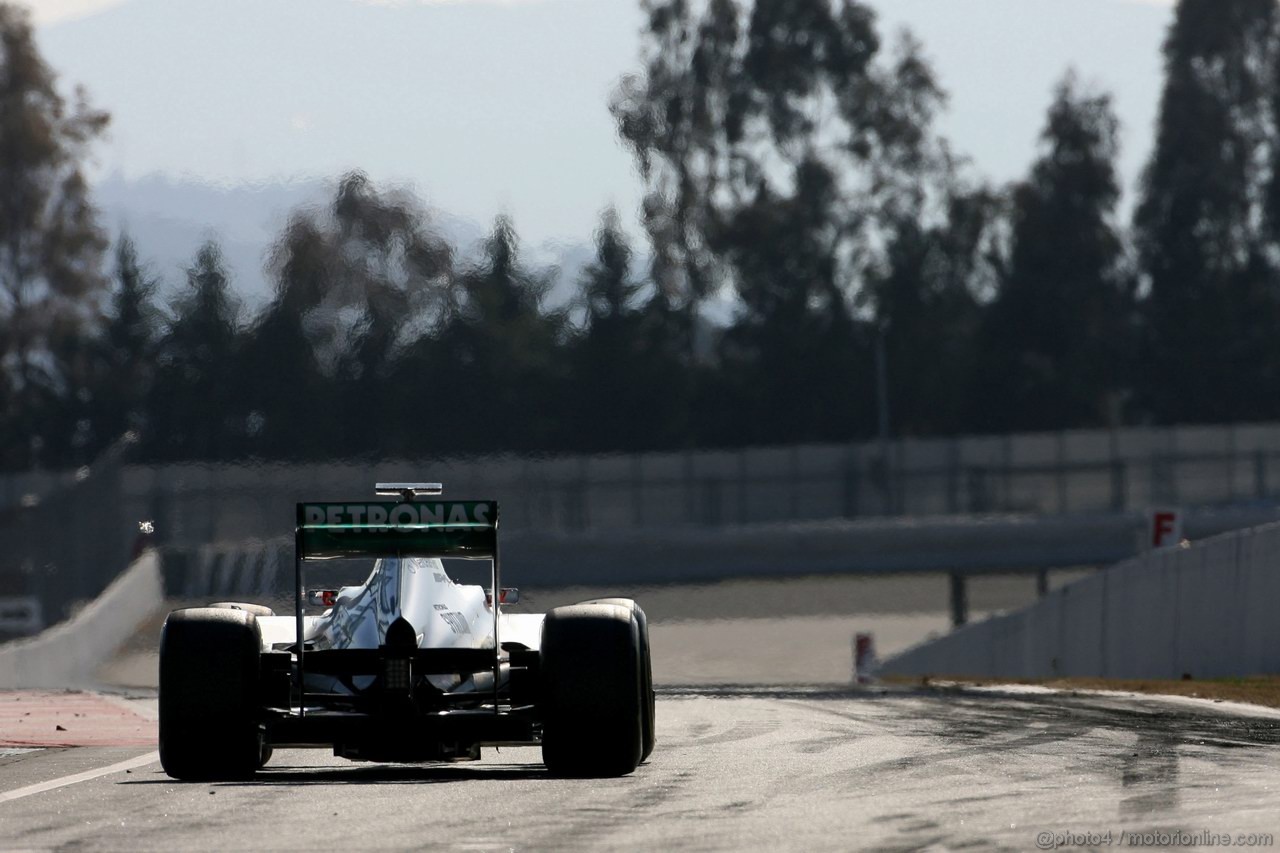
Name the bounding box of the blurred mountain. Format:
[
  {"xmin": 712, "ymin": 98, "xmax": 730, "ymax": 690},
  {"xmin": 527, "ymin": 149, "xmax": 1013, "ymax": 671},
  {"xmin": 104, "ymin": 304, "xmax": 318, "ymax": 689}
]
[
  {"xmin": 38, "ymin": 0, "xmax": 645, "ymax": 248},
  {"xmin": 46, "ymin": 0, "xmax": 1163, "ymax": 326},
  {"xmin": 94, "ymin": 174, "xmax": 304, "ymax": 309},
  {"xmin": 92, "ymin": 173, "xmax": 596, "ymax": 315},
  {"xmin": 35, "ymin": 0, "xmax": 1169, "ymax": 231}
]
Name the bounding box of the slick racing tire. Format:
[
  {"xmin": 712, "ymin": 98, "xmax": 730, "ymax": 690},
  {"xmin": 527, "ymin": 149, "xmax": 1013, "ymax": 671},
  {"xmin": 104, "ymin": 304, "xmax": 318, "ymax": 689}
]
[
  {"xmin": 209, "ymin": 601, "xmax": 276, "ymax": 618},
  {"xmin": 583, "ymin": 598, "xmax": 655, "ymax": 762},
  {"xmin": 159, "ymin": 607, "xmax": 264, "ymax": 781},
  {"xmin": 540, "ymin": 602, "xmax": 645, "ymax": 777}
]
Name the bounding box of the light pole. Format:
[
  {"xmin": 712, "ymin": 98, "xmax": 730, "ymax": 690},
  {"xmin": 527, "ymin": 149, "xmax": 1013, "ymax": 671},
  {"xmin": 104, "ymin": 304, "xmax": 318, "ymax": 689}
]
[{"xmin": 875, "ymin": 323, "xmax": 893, "ymax": 513}]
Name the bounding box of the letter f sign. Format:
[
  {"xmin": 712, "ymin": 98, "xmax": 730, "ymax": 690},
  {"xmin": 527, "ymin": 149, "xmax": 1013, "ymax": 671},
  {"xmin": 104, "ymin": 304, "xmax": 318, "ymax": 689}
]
[{"xmin": 1150, "ymin": 509, "xmax": 1181, "ymax": 549}]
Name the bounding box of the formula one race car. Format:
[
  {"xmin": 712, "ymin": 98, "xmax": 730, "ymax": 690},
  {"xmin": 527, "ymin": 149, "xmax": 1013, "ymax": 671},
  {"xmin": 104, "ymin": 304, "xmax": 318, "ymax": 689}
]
[{"xmin": 158, "ymin": 483, "xmax": 654, "ymax": 779}]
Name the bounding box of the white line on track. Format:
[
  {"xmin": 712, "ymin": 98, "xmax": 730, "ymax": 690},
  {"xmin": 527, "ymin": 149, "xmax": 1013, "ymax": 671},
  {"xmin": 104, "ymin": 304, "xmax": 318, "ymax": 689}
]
[{"xmin": 0, "ymin": 751, "xmax": 159, "ymax": 805}]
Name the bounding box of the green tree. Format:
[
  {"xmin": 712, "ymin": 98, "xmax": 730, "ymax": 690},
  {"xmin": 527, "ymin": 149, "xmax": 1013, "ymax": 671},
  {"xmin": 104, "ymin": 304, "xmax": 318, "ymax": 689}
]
[
  {"xmin": 610, "ymin": 0, "xmax": 745, "ymax": 348},
  {"xmin": 0, "ymin": 3, "xmax": 109, "ymax": 468},
  {"xmin": 90, "ymin": 235, "xmax": 161, "ymax": 450},
  {"xmin": 146, "ymin": 242, "xmax": 242, "ymax": 461},
  {"xmin": 867, "ymin": 184, "xmax": 1002, "ymax": 437},
  {"xmin": 1135, "ymin": 0, "xmax": 1280, "ymax": 423},
  {"xmin": 973, "ymin": 75, "xmax": 1132, "ymax": 431},
  {"xmin": 409, "ymin": 216, "xmax": 566, "ymax": 453},
  {"xmin": 614, "ymin": 2, "xmax": 956, "ymax": 444},
  {"xmin": 326, "ymin": 173, "xmax": 453, "ymax": 396},
  {"xmin": 567, "ymin": 208, "xmax": 690, "ymax": 450},
  {"xmin": 238, "ymin": 216, "xmax": 331, "ymax": 459},
  {"xmin": 713, "ymin": 157, "xmax": 868, "ymax": 444},
  {"xmin": 259, "ymin": 172, "xmax": 453, "ymax": 458},
  {"xmin": 236, "ymin": 301, "xmax": 327, "ymax": 460},
  {"xmin": 581, "ymin": 209, "xmax": 644, "ymax": 328}
]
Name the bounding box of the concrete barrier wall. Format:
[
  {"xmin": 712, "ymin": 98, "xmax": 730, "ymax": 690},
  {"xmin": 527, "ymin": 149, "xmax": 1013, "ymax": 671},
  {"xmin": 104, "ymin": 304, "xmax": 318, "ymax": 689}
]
[
  {"xmin": 883, "ymin": 523, "xmax": 1280, "ymax": 680},
  {"xmin": 0, "ymin": 551, "xmax": 163, "ymax": 688}
]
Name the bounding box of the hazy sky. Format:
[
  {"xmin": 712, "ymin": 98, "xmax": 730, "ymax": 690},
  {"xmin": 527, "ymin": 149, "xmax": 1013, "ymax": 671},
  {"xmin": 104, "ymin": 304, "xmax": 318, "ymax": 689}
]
[{"xmin": 29, "ymin": 0, "xmax": 1177, "ymax": 245}]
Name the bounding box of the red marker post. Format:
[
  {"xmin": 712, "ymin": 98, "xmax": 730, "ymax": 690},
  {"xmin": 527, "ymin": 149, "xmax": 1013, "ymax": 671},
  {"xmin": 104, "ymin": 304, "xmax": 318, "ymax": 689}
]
[
  {"xmin": 853, "ymin": 632, "xmax": 879, "ymax": 684},
  {"xmin": 1147, "ymin": 507, "xmax": 1183, "ymax": 551}
]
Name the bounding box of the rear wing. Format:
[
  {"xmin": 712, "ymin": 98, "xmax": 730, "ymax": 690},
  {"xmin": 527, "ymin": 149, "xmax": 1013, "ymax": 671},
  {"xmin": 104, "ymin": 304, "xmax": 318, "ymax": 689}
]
[
  {"xmin": 296, "ymin": 501, "xmax": 498, "ymax": 560},
  {"xmin": 291, "ymin": 497, "xmax": 502, "ymax": 718}
]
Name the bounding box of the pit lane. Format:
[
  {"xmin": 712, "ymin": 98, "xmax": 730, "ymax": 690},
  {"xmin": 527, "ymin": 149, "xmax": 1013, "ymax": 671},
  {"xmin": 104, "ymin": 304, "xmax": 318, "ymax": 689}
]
[{"xmin": 2, "ymin": 684, "xmax": 1278, "ymax": 851}]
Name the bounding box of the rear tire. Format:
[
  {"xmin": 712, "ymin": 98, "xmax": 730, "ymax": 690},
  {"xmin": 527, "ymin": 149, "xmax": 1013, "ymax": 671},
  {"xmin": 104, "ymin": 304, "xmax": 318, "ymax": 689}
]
[
  {"xmin": 540, "ymin": 602, "xmax": 644, "ymax": 776},
  {"xmin": 159, "ymin": 607, "xmax": 264, "ymax": 781},
  {"xmin": 583, "ymin": 598, "xmax": 655, "ymax": 762}
]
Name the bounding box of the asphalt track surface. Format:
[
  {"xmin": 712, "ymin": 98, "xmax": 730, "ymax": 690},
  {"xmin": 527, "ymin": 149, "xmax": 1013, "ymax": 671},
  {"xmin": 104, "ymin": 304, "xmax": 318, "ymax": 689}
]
[{"xmin": 2, "ymin": 685, "xmax": 1280, "ymax": 852}]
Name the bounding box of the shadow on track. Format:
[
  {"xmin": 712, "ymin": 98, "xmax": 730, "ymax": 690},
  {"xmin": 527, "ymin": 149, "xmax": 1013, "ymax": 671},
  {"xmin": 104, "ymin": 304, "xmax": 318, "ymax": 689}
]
[
  {"xmin": 663, "ymin": 683, "xmax": 1280, "ymax": 746},
  {"xmin": 121, "ymin": 762, "xmax": 552, "ymax": 786},
  {"xmin": 659, "ymin": 684, "xmax": 894, "ymax": 700}
]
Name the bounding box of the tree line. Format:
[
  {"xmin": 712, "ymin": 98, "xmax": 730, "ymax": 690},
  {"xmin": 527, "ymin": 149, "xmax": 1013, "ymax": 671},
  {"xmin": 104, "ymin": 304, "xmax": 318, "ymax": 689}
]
[{"xmin": 3, "ymin": 0, "xmax": 1280, "ymax": 470}]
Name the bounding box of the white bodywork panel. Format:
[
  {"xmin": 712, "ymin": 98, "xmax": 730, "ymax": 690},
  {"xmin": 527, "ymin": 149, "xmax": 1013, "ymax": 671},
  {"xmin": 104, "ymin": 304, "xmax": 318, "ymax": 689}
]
[{"xmin": 256, "ymin": 557, "xmax": 543, "ymax": 693}]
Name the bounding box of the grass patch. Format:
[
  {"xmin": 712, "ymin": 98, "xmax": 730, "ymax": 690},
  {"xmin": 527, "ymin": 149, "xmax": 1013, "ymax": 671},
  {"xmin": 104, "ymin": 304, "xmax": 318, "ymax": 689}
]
[{"xmin": 883, "ymin": 674, "xmax": 1280, "ymax": 710}]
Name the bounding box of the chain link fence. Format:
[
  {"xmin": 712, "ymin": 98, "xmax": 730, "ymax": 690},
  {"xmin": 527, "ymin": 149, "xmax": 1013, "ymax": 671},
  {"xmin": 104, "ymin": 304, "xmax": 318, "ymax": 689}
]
[
  {"xmin": 7, "ymin": 422, "xmax": 1280, "ymax": 638},
  {"xmin": 108, "ymin": 423, "xmax": 1280, "ymax": 547}
]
